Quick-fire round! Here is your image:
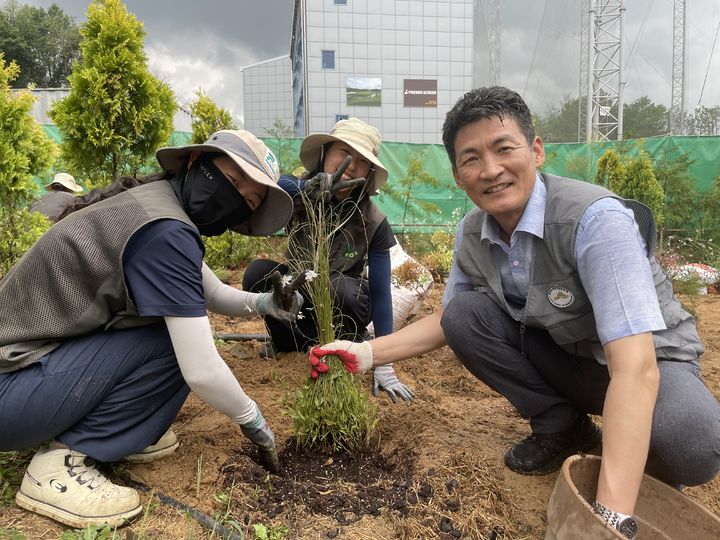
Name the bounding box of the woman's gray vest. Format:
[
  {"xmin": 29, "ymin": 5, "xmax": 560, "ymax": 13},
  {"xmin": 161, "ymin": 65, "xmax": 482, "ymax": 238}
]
[
  {"xmin": 286, "ymin": 195, "xmax": 386, "ymax": 278},
  {"xmin": 456, "ymin": 173, "xmax": 703, "ymax": 363},
  {"xmin": 0, "ymin": 181, "xmax": 196, "ymax": 373}
]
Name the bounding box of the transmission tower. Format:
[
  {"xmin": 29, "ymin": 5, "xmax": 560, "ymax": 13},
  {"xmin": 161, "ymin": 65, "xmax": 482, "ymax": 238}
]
[
  {"xmin": 487, "ymin": 0, "xmax": 501, "ymax": 85},
  {"xmin": 670, "ymin": 0, "xmax": 686, "ymax": 134},
  {"xmin": 578, "ymin": 0, "xmax": 590, "ymax": 141},
  {"xmin": 585, "ymin": 0, "xmax": 626, "ymax": 141}
]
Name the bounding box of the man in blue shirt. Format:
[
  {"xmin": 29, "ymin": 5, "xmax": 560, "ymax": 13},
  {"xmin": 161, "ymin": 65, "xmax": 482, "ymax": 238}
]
[{"xmin": 311, "ymin": 87, "xmax": 720, "ymax": 539}]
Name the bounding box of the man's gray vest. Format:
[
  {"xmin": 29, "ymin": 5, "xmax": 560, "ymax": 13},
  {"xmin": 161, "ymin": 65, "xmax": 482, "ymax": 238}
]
[
  {"xmin": 0, "ymin": 181, "xmax": 196, "ymax": 373},
  {"xmin": 286, "ymin": 195, "xmax": 386, "ymax": 278},
  {"xmin": 456, "ymin": 173, "xmax": 703, "ymax": 363}
]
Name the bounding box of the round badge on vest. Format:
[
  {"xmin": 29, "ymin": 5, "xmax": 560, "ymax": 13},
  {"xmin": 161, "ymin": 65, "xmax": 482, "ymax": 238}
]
[{"xmin": 547, "ymin": 286, "xmax": 574, "ymax": 308}]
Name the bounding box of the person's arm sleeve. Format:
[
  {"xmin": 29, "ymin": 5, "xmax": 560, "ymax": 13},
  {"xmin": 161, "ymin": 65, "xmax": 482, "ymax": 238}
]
[
  {"xmin": 367, "ymin": 219, "xmax": 397, "ymax": 252},
  {"xmin": 368, "ymin": 249, "xmax": 393, "ymax": 336},
  {"xmin": 279, "ymin": 174, "xmax": 303, "ymax": 198},
  {"xmin": 123, "ymin": 221, "xmax": 207, "ymax": 317},
  {"xmin": 442, "ymin": 218, "xmax": 474, "ymax": 308},
  {"xmin": 201, "ymin": 262, "xmax": 263, "ymax": 318},
  {"xmin": 575, "ymin": 199, "xmax": 665, "ymax": 345},
  {"xmin": 164, "ymin": 315, "xmax": 258, "ymax": 426}
]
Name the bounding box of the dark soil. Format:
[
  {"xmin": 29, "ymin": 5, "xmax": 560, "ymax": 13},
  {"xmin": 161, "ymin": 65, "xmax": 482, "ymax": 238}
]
[{"xmin": 224, "ymin": 442, "xmax": 415, "ymax": 527}]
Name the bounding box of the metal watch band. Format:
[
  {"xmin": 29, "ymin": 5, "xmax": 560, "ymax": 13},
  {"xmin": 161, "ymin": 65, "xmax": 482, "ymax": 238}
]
[{"xmin": 592, "ymin": 501, "xmax": 637, "ymax": 538}]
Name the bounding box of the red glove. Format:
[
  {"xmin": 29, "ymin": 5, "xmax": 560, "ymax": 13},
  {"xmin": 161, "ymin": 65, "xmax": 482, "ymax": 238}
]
[{"xmin": 308, "ymin": 340, "xmax": 373, "ymax": 378}]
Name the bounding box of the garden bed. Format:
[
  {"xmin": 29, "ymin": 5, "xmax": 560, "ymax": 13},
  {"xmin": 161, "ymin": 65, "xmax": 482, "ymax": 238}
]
[{"xmin": 2, "ymin": 284, "xmax": 720, "ymax": 539}]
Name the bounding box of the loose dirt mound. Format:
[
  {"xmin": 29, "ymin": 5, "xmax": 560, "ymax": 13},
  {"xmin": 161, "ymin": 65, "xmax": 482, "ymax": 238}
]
[
  {"xmin": 224, "ymin": 444, "xmax": 414, "ymax": 527},
  {"xmin": 2, "ymin": 284, "xmax": 720, "ymax": 539}
]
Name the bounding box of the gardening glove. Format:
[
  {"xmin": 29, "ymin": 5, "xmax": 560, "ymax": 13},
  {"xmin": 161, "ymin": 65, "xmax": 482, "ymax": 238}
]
[
  {"xmin": 304, "ymin": 155, "xmax": 366, "ymax": 203},
  {"xmin": 253, "ymin": 290, "xmax": 303, "ymax": 324},
  {"xmin": 239, "ymin": 409, "xmax": 280, "ymax": 474},
  {"xmin": 372, "ymin": 364, "xmax": 414, "ymax": 403},
  {"xmin": 271, "ymin": 270, "xmax": 307, "ymax": 311},
  {"xmin": 308, "ymin": 340, "xmax": 374, "ymax": 377}
]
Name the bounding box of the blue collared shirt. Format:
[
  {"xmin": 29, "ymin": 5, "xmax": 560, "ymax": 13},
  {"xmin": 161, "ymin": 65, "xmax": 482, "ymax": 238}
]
[{"xmin": 443, "ymin": 174, "xmax": 665, "ymax": 350}]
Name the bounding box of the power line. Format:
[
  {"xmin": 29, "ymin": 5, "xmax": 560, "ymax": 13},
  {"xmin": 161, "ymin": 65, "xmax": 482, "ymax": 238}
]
[
  {"xmin": 523, "ymin": 0, "xmax": 548, "ymax": 97},
  {"xmin": 624, "ymin": 0, "xmax": 654, "ymax": 70},
  {"xmin": 697, "ymin": 20, "xmax": 720, "ymax": 107}
]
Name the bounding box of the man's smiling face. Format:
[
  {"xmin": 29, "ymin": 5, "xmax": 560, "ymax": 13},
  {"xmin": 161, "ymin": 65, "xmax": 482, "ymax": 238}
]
[{"xmin": 452, "ymin": 115, "xmax": 545, "ymax": 237}]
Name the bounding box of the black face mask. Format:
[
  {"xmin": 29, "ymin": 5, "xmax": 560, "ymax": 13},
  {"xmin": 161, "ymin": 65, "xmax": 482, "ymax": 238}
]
[{"xmin": 172, "ymin": 155, "xmax": 253, "ymax": 237}]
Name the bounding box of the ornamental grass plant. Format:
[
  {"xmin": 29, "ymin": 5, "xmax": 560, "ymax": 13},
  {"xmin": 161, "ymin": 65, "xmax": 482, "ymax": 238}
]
[{"xmin": 285, "ymin": 188, "xmax": 378, "ymax": 453}]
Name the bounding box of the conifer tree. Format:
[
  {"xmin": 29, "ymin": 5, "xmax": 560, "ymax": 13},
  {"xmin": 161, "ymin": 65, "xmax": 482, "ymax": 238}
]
[
  {"xmin": 49, "ymin": 0, "xmax": 176, "ymax": 187},
  {"xmin": 618, "ymin": 152, "xmax": 665, "ymax": 226},
  {"xmin": 0, "ymin": 54, "xmax": 55, "ymax": 275},
  {"xmin": 189, "ymin": 89, "xmax": 236, "ymax": 144},
  {"xmin": 597, "ymin": 147, "xmax": 664, "ymax": 226},
  {"xmin": 595, "ymin": 148, "xmax": 625, "ymax": 191}
]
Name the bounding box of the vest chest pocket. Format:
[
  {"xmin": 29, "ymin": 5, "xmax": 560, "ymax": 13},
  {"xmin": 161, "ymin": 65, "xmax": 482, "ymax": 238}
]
[{"xmin": 525, "ymin": 279, "xmax": 598, "ymax": 345}]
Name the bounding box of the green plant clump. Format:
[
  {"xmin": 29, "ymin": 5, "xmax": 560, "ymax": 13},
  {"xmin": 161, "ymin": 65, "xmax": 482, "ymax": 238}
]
[
  {"xmin": 0, "ymin": 528, "xmax": 25, "ymax": 540},
  {"xmin": 289, "ymin": 355, "xmax": 377, "ymax": 453},
  {"xmin": 422, "ymin": 230, "xmax": 455, "ymax": 279},
  {"xmin": 253, "ymin": 523, "xmax": 289, "ymax": 540},
  {"xmin": 285, "ymin": 189, "xmax": 378, "ymax": 453},
  {"xmin": 203, "ymin": 230, "xmax": 267, "ymax": 269}
]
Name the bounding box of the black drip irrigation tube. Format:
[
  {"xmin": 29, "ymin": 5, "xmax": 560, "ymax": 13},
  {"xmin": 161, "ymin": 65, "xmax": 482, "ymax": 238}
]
[
  {"xmin": 121, "ymin": 475, "xmax": 243, "ymax": 540},
  {"xmin": 214, "ymin": 333, "xmax": 269, "ymax": 342}
]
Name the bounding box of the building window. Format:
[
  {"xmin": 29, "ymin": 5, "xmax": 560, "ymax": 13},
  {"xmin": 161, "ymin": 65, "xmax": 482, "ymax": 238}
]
[
  {"xmin": 322, "ymin": 50, "xmax": 335, "ymax": 69},
  {"xmin": 336, "ymin": 114, "xmax": 349, "ymax": 122},
  {"xmin": 334, "ymin": 0, "xmax": 348, "ymax": 4}
]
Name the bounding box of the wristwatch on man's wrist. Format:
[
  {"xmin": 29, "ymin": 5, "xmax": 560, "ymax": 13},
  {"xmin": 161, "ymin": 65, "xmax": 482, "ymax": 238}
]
[{"xmin": 592, "ymin": 501, "xmax": 639, "ymax": 539}]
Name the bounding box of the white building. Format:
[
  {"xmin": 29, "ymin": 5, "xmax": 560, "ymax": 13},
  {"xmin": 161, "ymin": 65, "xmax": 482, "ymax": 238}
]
[
  {"xmin": 240, "ymin": 55, "xmax": 295, "ymax": 138},
  {"xmin": 289, "ymin": 0, "xmax": 475, "ymax": 143},
  {"xmin": 22, "ymin": 88, "xmax": 192, "ymax": 132}
]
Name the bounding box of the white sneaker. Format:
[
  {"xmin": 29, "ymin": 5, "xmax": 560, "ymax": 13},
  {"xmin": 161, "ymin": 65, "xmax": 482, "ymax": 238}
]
[
  {"xmin": 124, "ymin": 429, "xmax": 179, "ymax": 464},
  {"xmin": 16, "ymin": 449, "xmax": 142, "ymax": 529}
]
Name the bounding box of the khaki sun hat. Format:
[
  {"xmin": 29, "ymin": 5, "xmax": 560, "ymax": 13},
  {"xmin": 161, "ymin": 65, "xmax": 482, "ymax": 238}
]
[
  {"xmin": 299, "ymin": 117, "xmax": 388, "ymax": 192},
  {"xmin": 46, "ymin": 172, "xmax": 83, "ymax": 193},
  {"xmin": 155, "ymin": 130, "xmax": 293, "ymax": 236}
]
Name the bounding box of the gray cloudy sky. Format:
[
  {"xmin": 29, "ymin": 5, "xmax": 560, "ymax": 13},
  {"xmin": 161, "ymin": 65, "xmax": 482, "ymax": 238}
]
[
  {"xmin": 27, "ymin": 0, "xmax": 295, "ymax": 123},
  {"xmin": 26, "ymin": 1, "xmax": 720, "ymax": 123}
]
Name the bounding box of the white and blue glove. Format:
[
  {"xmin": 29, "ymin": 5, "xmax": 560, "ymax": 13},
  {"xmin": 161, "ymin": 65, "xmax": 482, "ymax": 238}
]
[
  {"xmin": 253, "ymin": 290, "xmax": 303, "ymax": 323},
  {"xmin": 372, "ymin": 364, "xmax": 414, "ymax": 403}
]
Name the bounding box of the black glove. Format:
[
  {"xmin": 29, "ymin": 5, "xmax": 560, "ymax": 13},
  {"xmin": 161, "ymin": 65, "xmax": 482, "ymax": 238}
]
[
  {"xmin": 304, "ymin": 155, "xmax": 366, "ymax": 202},
  {"xmin": 240, "ymin": 411, "xmax": 280, "ymax": 474},
  {"xmin": 271, "ymin": 270, "xmax": 306, "ymax": 311}
]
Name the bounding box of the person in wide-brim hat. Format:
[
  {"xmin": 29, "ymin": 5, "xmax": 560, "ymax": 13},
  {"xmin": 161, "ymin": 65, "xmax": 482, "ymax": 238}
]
[
  {"xmin": 31, "ymin": 172, "xmax": 84, "ymax": 222},
  {"xmin": 299, "ymin": 117, "xmax": 389, "ymax": 194},
  {"xmin": 1, "ymin": 129, "xmax": 302, "ymax": 530},
  {"xmin": 156, "ymin": 129, "xmax": 292, "ymax": 236},
  {"xmin": 242, "ymin": 117, "xmax": 415, "ymax": 404},
  {"xmin": 45, "ymin": 172, "xmax": 83, "ymax": 193}
]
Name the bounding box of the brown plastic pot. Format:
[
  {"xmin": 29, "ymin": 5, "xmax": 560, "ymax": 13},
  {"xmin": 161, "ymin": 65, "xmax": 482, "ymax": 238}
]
[{"xmin": 545, "ymin": 455, "xmax": 720, "ymax": 539}]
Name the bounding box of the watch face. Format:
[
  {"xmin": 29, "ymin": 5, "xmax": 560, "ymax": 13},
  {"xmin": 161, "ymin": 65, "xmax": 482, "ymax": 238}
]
[{"xmin": 617, "ymin": 517, "xmax": 639, "ymax": 539}]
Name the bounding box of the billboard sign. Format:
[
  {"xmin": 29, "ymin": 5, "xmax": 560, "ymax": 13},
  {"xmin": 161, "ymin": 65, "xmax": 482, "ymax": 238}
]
[
  {"xmin": 404, "ymin": 79, "xmax": 437, "ymax": 107},
  {"xmin": 346, "ymin": 77, "xmax": 382, "ymax": 107}
]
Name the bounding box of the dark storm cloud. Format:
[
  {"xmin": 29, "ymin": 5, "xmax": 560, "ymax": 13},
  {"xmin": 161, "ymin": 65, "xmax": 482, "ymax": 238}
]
[{"xmin": 27, "ymin": 0, "xmax": 293, "ymax": 60}]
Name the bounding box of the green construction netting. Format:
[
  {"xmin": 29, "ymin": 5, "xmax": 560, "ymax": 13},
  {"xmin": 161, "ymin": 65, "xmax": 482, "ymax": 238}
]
[{"xmin": 39, "ymin": 126, "xmax": 720, "ymax": 232}]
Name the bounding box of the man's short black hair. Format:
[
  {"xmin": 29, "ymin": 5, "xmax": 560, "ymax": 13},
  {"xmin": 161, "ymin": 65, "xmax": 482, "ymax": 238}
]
[{"xmin": 442, "ymin": 86, "xmax": 536, "ymax": 167}]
